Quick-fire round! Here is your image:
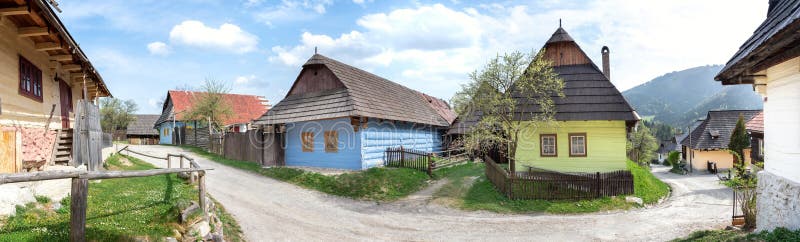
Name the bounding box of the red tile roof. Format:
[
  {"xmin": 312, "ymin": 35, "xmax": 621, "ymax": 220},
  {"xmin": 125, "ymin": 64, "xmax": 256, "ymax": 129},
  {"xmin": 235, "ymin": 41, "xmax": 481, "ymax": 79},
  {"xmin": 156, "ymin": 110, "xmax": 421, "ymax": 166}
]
[
  {"xmin": 168, "ymin": 90, "xmax": 270, "ymax": 126},
  {"xmin": 746, "ymin": 111, "xmax": 764, "ymax": 134}
]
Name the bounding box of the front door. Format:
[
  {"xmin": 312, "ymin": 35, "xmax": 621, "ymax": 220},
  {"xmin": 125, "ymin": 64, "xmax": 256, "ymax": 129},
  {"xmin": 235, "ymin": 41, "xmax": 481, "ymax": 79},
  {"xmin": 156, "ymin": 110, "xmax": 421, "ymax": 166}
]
[{"xmin": 58, "ymin": 78, "xmax": 73, "ymax": 129}]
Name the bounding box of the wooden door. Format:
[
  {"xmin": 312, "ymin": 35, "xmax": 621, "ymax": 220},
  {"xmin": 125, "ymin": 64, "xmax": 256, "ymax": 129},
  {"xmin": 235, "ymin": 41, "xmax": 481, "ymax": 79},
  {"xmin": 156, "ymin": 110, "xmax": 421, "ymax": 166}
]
[
  {"xmin": 0, "ymin": 131, "xmax": 17, "ymax": 173},
  {"xmin": 58, "ymin": 79, "xmax": 73, "ymax": 129}
]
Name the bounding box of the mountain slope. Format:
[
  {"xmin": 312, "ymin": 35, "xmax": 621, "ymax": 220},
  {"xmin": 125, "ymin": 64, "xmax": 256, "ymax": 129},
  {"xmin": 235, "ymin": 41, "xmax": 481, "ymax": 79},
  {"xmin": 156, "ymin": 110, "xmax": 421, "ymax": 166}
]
[{"xmin": 622, "ymin": 65, "xmax": 763, "ymax": 129}]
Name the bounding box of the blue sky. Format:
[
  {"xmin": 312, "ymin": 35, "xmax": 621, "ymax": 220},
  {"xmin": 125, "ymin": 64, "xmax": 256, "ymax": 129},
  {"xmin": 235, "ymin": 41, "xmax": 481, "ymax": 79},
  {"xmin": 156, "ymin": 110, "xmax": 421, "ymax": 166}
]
[{"xmin": 56, "ymin": 0, "xmax": 767, "ymax": 114}]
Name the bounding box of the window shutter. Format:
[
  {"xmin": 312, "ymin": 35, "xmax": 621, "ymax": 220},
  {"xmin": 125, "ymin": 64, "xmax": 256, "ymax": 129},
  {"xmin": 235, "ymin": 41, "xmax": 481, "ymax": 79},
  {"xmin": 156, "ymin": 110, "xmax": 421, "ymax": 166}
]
[
  {"xmin": 301, "ymin": 132, "xmax": 314, "ymax": 152},
  {"xmin": 324, "ymin": 130, "xmax": 338, "ymax": 153}
]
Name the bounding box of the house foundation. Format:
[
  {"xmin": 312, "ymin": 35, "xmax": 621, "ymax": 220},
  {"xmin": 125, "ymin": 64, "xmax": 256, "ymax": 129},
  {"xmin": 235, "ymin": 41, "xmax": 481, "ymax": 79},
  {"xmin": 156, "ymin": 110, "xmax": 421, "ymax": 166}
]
[{"xmin": 757, "ymin": 170, "xmax": 800, "ymax": 231}]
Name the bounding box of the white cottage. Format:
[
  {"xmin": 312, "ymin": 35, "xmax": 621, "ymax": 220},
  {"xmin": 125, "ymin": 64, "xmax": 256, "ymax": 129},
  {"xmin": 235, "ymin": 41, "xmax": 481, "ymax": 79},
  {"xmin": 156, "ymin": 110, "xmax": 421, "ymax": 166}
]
[{"xmin": 715, "ymin": 0, "xmax": 800, "ymax": 231}]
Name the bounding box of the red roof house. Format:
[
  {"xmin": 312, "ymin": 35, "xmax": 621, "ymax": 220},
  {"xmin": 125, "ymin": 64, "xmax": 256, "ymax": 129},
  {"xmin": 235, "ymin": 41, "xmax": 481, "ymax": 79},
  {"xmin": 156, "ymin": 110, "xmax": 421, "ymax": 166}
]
[{"xmin": 155, "ymin": 90, "xmax": 270, "ymax": 128}]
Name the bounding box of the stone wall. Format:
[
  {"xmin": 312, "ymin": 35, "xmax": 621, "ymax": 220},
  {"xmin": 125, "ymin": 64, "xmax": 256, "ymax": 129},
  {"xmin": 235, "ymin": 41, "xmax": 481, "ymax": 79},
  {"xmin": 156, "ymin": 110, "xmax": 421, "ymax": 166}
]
[{"xmin": 757, "ymin": 170, "xmax": 800, "ymax": 231}]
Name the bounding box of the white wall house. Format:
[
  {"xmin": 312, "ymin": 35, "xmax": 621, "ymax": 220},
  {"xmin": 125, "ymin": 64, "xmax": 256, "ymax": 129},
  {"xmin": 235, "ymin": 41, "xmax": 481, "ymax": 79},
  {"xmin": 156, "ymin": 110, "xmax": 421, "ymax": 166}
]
[{"xmin": 715, "ymin": 0, "xmax": 800, "ymax": 231}]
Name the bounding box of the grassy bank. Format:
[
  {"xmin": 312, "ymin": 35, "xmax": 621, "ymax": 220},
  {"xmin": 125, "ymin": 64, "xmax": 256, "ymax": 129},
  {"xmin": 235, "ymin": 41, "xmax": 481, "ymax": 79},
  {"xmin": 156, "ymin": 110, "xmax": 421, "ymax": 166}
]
[
  {"xmin": 180, "ymin": 146, "xmax": 430, "ymax": 201},
  {"xmin": 433, "ymin": 160, "xmax": 669, "ymax": 214},
  {"xmin": 0, "ymin": 154, "xmax": 243, "ymax": 241},
  {"xmin": 673, "ymin": 227, "xmax": 800, "ymax": 242}
]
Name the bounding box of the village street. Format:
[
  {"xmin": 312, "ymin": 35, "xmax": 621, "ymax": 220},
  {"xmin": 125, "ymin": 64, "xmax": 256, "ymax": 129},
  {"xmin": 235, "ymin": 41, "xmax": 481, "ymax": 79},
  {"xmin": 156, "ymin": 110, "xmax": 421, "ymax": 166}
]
[{"xmin": 125, "ymin": 145, "xmax": 732, "ymax": 241}]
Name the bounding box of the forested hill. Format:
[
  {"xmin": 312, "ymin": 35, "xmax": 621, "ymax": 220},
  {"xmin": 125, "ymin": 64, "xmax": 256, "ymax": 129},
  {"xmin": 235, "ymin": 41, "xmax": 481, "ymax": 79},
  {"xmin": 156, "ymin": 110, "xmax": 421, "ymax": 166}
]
[{"xmin": 622, "ymin": 65, "xmax": 763, "ymax": 129}]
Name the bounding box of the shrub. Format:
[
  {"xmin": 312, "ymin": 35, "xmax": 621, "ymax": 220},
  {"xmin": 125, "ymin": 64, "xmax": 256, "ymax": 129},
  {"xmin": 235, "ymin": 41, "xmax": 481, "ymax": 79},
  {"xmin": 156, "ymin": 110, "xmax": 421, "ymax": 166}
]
[{"xmin": 667, "ymin": 151, "xmax": 680, "ymax": 167}]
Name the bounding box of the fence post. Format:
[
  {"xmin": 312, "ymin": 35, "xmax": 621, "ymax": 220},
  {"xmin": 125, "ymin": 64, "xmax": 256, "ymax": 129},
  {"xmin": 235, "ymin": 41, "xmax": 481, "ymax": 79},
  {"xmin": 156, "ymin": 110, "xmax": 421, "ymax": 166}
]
[
  {"xmin": 198, "ymin": 171, "xmax": 207, "ymax": 219},
  {"xmin": 595, "ymin": 172, "xmax": 601, "ymax": 198},
  {"xmin": 70, "ymin": 177, "xmax": 88, "ymax": 242},
  {"xmin": 180, "ymin": 156, "xmax": 184, "ymax": 169},
  {"xmin": 167, "ymin": 155, "xmax": 171, "ymax": 169},
  {"xmin": 400, "ymin": 146, "xmax": 405, "ymax": 167},
  {"xmin": 427, "ymin": 154, "xmax": 433, "ymax": 176}
]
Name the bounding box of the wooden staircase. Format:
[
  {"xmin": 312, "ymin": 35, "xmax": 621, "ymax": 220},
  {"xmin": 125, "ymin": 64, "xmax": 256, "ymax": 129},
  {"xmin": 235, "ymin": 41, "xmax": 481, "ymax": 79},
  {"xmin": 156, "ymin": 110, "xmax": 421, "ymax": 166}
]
[{"xmin": 54, "ymin": 129, "xmax": 73, "ymax": 164}]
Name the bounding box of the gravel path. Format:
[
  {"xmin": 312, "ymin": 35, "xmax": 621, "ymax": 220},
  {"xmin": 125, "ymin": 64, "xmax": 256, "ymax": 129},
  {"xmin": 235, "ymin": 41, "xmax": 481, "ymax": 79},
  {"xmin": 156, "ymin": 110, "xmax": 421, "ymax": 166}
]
[{"xmin": 124, "ymin": 145, "xmax": 732, "ymax": 241}]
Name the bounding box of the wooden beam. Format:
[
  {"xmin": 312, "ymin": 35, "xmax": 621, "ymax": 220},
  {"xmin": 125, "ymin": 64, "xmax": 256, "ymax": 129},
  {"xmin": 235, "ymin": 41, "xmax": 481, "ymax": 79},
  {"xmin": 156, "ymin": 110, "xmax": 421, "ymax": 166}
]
[
  {"xmin": 50, "ymin": 54, "xmax": 73, "ymax": 61},
  {"xmin": 62, "ymin": 64, "xmax": 81, "ymax": 71},
  {"xmin": 17, "ymin": 26, "xmax": 48, "ymax": 37},
  {"xmin": 0, "ymin": 6, "xmax": 29, "ymax": 16},
  {"xmin": 35, "ymin": 42, "xmax": 61, "ymax": 51}
]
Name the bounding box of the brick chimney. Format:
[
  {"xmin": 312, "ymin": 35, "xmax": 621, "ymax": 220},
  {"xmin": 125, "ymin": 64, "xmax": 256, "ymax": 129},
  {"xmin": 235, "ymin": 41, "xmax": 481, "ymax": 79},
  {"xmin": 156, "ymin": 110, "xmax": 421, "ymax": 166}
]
[{"xmin": 601, "ymin": 46, "xmax": 610, "ymax": 80}]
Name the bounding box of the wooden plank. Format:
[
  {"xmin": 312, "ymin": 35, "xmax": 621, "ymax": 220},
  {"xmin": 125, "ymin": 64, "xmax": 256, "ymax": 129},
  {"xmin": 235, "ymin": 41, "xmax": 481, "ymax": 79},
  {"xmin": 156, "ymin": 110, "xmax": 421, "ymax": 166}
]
[
  {"xmin": 35, "ymin": 42, "xmax": 61, "ymax": 51},
  {"xmin": 198, "ymin": 171, "xmax": 207, "ymax": 218},
  {"xmin": 0, "ymin": 131, "xmax": 17, "ymax": 173},
  {"xmin": 70, "ymin": 178, "xmax": 88, "ymax": 242},
  {"xmin": 50, "ymin": 54, "xmax": 73, "ymax": 61},
  {"xmin": 17, "ymin": 26, "xmax": 49, "ymax": 37},
  {"xmin": 62, "ymin": 64, "xmax": 81, "ymax": 71},
  {"xmin": 0, "ymin": 6, "xmax": 29, "ymax": 16}
]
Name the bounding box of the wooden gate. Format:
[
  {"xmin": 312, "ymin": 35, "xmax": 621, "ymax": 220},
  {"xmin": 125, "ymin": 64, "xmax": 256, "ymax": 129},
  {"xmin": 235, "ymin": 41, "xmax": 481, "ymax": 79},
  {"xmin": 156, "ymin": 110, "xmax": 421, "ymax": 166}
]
[
  {"xmin": 263, "ymin": 132, "xmax": 284, "ymax": 166},
  {"xmin": 0, "ymin": 131, "xmax": 18, "ymax": 173},
  {"xmin": 72, "ymin": 100, "xmax": 102, "ymax": 171}
]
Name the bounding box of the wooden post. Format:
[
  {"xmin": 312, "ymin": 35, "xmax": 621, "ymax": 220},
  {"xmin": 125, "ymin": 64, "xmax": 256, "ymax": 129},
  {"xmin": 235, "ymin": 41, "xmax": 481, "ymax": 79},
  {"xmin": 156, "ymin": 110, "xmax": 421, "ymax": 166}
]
[
  {"xmin": 167, "ymin": 155, "xmax": 171, "ymax": 169},
  {"xmin": 400, "ymin": 146, "xmax": 405, "ymax": 168},
  {"xmin": 180, "ymin": 156, "xmax": 184, "ymax": 169},
  {"xmin": 427, "ymin": 154, "xmax": 433, "ymax": 176},
  {"xmin": 70, "ymin": 178, "xmax": 88, "ymax": 242},
  {"xmin": 595, "ymin": 172, "xmax": 601, "ymax": 198},
  {"xmin": 198, "ymin": 171, "xmax": 207, "ymax": 219}
]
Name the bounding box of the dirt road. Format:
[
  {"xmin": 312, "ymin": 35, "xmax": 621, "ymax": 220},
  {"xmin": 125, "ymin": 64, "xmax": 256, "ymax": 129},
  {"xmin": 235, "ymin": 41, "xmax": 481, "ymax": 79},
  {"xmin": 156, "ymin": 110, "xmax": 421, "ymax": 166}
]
[{"xmin": 125, "ymin": 145, "xmax": 732, "ymax": 241}]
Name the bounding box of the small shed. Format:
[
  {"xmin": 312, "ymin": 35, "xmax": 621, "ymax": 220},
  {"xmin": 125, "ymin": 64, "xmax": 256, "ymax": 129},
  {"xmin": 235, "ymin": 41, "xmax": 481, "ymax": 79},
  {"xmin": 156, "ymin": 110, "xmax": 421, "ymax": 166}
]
[{"xmin": 126, "ymin": 114, "xmax": 160, "ymax": 145}]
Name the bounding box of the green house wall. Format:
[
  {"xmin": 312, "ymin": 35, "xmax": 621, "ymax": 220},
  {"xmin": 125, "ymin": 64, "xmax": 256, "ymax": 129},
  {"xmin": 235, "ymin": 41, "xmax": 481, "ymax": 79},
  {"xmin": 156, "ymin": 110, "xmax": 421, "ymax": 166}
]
[{"xmin": 515, "ymin": 120, "xmax": 628, "ymax": 172}]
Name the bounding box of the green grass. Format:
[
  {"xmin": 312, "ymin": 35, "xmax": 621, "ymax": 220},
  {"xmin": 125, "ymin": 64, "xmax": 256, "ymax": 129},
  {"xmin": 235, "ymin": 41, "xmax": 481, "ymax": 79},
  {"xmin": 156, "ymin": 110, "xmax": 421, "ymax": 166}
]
[
  {"xmin": 628, "ymin": 160, "xmax": 671, "ymax": 203},
  {"xmin": 180, "ymin": 146, "xmax": 430, "ymax": 201},
  {"xmin": 673, "ymin": 227, "xmax": 800, "ymax": 242},
  {"xmin": 0, "ymin": 154, "xmax": 243, "ymax": 241},
  {"xmin": 433, "ymin": 160, "xmax": 669, "ymax": 214}
]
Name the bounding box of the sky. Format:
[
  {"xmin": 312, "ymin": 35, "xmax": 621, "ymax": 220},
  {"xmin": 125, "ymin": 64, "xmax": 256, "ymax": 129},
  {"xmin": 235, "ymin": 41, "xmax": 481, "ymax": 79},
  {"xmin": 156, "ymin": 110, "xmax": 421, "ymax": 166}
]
[{"xmin": 55, "ymin": 0, "xmax": 768, "ymax": 114}]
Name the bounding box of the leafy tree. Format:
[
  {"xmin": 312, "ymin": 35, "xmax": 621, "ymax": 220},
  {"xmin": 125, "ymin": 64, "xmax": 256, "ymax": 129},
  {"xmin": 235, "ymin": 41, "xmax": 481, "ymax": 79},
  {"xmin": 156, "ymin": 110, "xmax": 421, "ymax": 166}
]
[
  {"xmin": 99, "ymin": 98, "xmax": 138, "ymax": 132},
  {"xmin": 667, "ymin": 151, "xmax": 680, "ymax": 168},
  {"xmin": 184, "ymin": 79, "xmax": 233, "ymax": 130},
  {"xmin": 628, "ymin": 125, "xmax": 659, "ymax": 165},
  {"xmin": 642, "ymin": 119, "xmax": 675, "ymax": 142},
  {"xmin": 456, "ymin": 50, "xmax": 564, "ymax": 173},
  {"xmin": 728, "ymin": 114, "xmax": 750, "ymax": 165}
]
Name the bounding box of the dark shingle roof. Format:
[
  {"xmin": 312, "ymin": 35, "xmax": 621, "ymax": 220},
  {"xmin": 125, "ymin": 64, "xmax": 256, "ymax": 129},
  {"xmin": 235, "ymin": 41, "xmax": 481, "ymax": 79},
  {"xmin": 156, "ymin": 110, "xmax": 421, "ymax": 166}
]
[
  {"xmin": 511, "ymin": 64, "xmax": 638, "ymax": 121},
  {"xmin": 256, "ymin": 54, "xmax": 454, "ymax": 127},
  {"xmin": 716, "ymin": 0, "xmax": 800, "ymax": 83},
  {"xmin": 127, "ymin": 115, "xmax": 159, "ymax": 135},
  {"xmin": 680, "ymin": 110, "xmax": 761, "ymax": 150}
]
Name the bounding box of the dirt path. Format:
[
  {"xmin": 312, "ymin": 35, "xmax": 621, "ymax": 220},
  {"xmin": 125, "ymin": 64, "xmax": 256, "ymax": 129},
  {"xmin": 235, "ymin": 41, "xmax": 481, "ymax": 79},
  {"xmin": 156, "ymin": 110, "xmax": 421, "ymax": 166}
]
[{"xmin": 124, "ymin": 145, "xmax": 732, "ymax": 241}]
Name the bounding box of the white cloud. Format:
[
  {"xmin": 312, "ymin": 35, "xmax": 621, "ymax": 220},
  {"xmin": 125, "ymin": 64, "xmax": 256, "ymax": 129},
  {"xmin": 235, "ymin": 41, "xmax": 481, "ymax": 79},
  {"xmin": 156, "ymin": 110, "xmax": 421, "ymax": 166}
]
[
  {"xmin": 269, "ymin": 1, "xmax": 767, "ymax": 99},
  {"xmin": 147, "ymin": 98, "xmax": 159, "ymax": 108},
  {"xmin": 168, "ymin": 20, "xmax": 258, "ymax": 54},
  {"xmin": 235, "ymin": 75, "xmax": 257, "ymax": 84},
  {"xmin": 146, "ymin": 41, "xmax": 170, "ymax": 56},
  {"xmin": 254, "ymin": 0, "xmax": 333, "ymax": 26}
]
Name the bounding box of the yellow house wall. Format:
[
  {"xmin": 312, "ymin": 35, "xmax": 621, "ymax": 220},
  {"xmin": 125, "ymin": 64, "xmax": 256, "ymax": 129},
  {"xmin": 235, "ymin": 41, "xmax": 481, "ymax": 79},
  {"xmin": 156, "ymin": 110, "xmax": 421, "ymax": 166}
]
[
  {"xmin": 515, "ymin": 120, "xmax": 628, "ymax": 172},
  {"xmin": 688, "ymin": 148, "xmax": 752, "ymax": 171},
  {"xmin": 0, "ymin": 17, "xmax": 83, "ymax": 130}
]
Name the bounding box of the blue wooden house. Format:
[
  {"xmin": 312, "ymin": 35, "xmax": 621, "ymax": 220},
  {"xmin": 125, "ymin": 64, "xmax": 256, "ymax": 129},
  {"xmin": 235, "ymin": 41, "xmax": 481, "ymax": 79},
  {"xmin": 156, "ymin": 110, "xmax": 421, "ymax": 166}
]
[{"xmin": 254, "ymin": 54, "xmax": 456, "ymax": 170}]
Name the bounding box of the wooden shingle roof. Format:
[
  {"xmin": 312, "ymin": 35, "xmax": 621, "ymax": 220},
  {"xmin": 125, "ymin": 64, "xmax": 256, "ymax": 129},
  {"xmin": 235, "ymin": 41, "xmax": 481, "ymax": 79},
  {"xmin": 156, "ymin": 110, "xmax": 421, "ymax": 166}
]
[
  {"xmin": 716, "ymin": 0, "xmax": 800, "ymax": 84},
  {"xmin": 514, "ymin": 27, "xmax": 638, "ymax": 122},
  {"xmin": 746, "ymin": 111, "xmax": 764, "ymax": 134},
  {"xmin": 680, "ymin": 110, "xmax": 761, "ymax": 150},
  {"xmin": 256, "ymin": 54, "xmax": 455, "ymax": 127},
  {"xmin": 127, "ymin": 115, "xmax": 159, "ymax": 135}
]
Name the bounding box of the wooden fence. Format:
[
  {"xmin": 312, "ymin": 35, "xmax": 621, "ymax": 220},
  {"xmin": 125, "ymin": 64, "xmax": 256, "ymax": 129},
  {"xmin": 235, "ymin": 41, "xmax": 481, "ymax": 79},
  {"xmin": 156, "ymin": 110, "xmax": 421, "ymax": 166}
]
[
  {"xmin": 484, "ymin": 156, "xmax": 634, "ymax": 200},
  {"xmin": 72, "ymin": 100, "xmax": 102, "ymax": 171},
  {"xmin": 208, "ymin": 133, "xmax": 223, "ymax": 155},
  {"xmin": 384, "ymin": 147, "xmax": 471, "ymax": 176},
  {"xmin": 0, "ymin": 146, "xmax": 212, "ymax": 241},
  {"xmin": 222, "ymin": 130, "xmax": 263, "ymax": 164}
]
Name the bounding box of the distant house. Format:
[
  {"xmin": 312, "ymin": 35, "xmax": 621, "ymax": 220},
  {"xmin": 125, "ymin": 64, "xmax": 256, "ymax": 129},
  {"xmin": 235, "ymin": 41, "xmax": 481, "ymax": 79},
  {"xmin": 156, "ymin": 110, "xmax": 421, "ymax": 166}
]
[
  {"xmin": 508, "ymin": 27, "xmax": 639, "ymax": 172},
  {"xmin": 679, "ymin": 110, "xmax": 760, "ymax": 172},
  {"xmin": 0, "ymin": 0, "xmax": 111, "ymax": 173},
  {"xmin": 154, "ymin": 90, "xmax": 270, "ymax": 145},
  {"xmin": 656, "ymin": 138, "xmax": 677, "ymax": 162},
  {"xmin": 746, "ymin": 111, "xmax": 764, "ymax": 164},
  {"xmin": 254, "ymin": 54, "xmax": 456, "ymax": 170},
  {"xmin": 126, "ymin": 115, "xmax": 159, "ymax": 145},
  {"xmin": 714, "ymin": 0, "xmax": 800, "ymax": 231}
]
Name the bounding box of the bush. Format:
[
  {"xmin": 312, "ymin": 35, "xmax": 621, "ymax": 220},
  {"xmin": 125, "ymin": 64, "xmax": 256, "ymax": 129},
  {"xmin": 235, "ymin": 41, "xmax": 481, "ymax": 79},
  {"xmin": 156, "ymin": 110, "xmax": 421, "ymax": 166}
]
[{"xmin": 667, "ymin": 151, "xmax": 680, "ymax": 168}]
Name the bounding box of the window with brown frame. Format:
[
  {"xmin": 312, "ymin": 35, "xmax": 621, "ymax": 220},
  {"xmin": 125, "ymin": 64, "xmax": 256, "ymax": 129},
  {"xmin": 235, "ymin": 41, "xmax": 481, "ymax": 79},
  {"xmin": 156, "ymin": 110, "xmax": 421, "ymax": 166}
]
[
  {"xmin": 569, "ymin": 133, "xmax": 587, "ymax": 157},
  {"xmin": 324, "ymin": 130, "xmax": 338, "ymax": 153},
  {"xmin": 18, "ymin": 55, "xmax": 42, "ymax": 102},
  {"xmin": 301, "ymin": 132, "xmax": 314, "ymax": 152},
  {"xmin": 540, "ymin": 134, "xmax": 557, "ymax": 157}
]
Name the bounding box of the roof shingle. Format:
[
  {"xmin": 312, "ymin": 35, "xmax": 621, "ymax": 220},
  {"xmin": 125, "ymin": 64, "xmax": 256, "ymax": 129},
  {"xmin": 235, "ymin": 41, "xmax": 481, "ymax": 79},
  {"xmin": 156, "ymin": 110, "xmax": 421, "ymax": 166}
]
[
  {"xmin": 680, "ymin": 110, "xmax": 761, "ymax": 150},
  {"xmin": 155, "ymin": 90, "xmax": 270, "ymax": 127}
]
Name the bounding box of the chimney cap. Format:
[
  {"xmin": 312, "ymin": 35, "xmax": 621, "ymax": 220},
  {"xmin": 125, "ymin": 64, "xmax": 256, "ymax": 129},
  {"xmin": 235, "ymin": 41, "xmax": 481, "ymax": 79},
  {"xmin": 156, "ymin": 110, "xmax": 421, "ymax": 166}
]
[{"xmin": 601, "ymin": 46, "xmax": 609, "ymax": 53}]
